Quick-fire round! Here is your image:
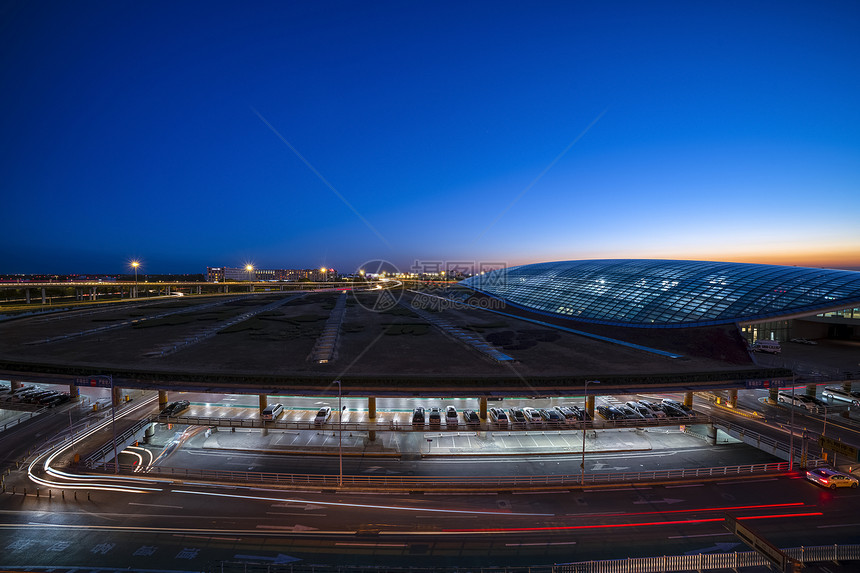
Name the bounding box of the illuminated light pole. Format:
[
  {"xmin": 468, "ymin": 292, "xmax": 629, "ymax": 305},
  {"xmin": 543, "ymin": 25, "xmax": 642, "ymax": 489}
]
[
  {"xmin": 335, "ymin": 379, "xmax": 343, "ymax": 487},
  {"xmin": 320, "ymin": 267, "xmax": 327, "ymax": 283},
  {"xmin": 789, "ymin": 376, "xmax": 796, "ymax": 470},
  {"xmin": 131, "ymin": 261, "xmax": 140, "ymax": 298},
  {"xmin": 246, "ymin": 264, "xmax": 254, "ymax": 292},
  {"xmin": 581, "ymin": 379, "xmax": 600, "ymax": 485}
]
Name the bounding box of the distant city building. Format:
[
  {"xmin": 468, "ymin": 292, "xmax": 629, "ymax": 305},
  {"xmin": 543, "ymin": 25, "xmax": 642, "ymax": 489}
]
[{"xmin": 206, "ymin": 267, "xmax": 334, "ymax": 282}]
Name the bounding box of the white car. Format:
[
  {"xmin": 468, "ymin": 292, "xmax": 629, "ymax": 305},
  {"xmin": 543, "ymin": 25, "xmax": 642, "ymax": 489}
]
[
  {"xmin": 445, "ymin": 406, "xmax": 458, "ymax": 427},
  {"xmin": 806, "ymin": 467, "xmax": 858, "ymax": 489},
  {"xmin": 314, "ymin": 406, "xmax": 332, "ymax": 425}
]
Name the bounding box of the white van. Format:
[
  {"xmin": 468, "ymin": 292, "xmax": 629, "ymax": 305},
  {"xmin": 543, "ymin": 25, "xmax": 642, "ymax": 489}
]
[
  {"xmin": 262, "ymin": 403, "xmax": 284, "ymax": 421},
  {"xmin": 752, "ymin": 340, "xmax": 781, "ymax": 354}
]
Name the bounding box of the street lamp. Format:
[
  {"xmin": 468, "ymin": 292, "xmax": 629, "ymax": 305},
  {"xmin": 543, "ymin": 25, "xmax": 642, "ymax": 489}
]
[
  {"xmin": 320, "ymin": 267, "xmax": 327, "ymax": 283},
  {"xmin": 334, "ymin": 379, "xmax": 343, "ymax": 487},
  {"xmin": 246, "ymin": 265, "xmax": 254, "ymax": 292},
  {"xmin": 131, "ymin": 261, "xmax": 140, "ymax": 298},
  {"xmin": 581, "ymin": 379, "xmax": 600, "ymax": 485}
]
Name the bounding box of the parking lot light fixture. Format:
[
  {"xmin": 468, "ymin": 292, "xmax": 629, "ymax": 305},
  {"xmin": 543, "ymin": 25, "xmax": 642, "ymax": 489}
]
[{"xmin": 581, "ymin": 380, "xmax": 600, "ymax": 485}]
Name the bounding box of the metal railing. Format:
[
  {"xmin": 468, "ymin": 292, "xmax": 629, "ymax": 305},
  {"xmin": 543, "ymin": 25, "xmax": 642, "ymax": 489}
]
[
  {"xmin": 157, "ymin": 413, "xmax": 714, "ymax": 432},
  {"xmin": 206, "ymin": 544, "xmax": 860, "ymax": 573},
  {"xmin": 0, "ymin": 406, "xmax": 47, "ymax": 432},
  {"xmin": 84, "ymin": 459, "xmax": 807, "ymax": 490}
]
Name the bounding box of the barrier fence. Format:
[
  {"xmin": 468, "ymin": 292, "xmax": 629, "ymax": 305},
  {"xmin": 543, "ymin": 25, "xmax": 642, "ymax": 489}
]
[
  {"xmin": 85, "ymin": 459, "xmax": 816, "ymax": 490},
  {"xmin": 157, "ymin": 413, "xmax": 714, "ymax": 433},
  {"xmin": 205, "ymin": 544, "xmax": 860, "ymax": 573}
]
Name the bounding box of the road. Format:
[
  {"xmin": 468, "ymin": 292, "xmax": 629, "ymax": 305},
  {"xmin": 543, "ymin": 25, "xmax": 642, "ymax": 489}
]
[{"xmin": 1, "ymin": 472, "xmax": 859, "ymax": 570}]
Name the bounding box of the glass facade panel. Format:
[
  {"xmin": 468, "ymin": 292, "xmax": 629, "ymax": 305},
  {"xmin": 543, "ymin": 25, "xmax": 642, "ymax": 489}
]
[{"xmin": 460, "ymin": 259, "xmax": 860, "ymax": 328}]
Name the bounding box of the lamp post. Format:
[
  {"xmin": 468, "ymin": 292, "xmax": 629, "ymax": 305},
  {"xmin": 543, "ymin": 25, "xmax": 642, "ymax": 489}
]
[
  {"xmin": 131, "ymin": 261, "xmax": 139, "ymax": 298},
  {"xmin": 320, "ymin": 267, "xmax": 327, "ymax": 283},
  {"xmin": 581, "ymin": 379, "xmax": 600, "ymax": 485},
  {"xmin": 789, "ymin": 377, "xmax": 795, "ymax": 470},
  {"xmin": 335, "ymin": 379, "xmax": 343, "ymax": 487},
  {"xmin": 245, "ymin": 265, "xmax": 254, "ymax": 292}
]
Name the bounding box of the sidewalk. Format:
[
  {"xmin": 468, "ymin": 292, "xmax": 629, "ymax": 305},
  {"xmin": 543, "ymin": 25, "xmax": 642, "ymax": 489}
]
[{"xmin": 149, "ymin": 424, "xmax": 720, "ymax": 458}]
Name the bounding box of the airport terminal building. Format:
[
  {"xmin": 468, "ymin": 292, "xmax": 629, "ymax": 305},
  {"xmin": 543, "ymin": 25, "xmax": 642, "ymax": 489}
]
[{"xmin": 460, "ymin": 259, "xmax": 860, "ymax": 345}]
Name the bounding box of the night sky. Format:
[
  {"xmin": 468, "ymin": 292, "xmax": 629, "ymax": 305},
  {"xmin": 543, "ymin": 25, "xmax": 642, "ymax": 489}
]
[{"xmin": 2, "ymin": 1, "xmax": 859, "ymax": 275}]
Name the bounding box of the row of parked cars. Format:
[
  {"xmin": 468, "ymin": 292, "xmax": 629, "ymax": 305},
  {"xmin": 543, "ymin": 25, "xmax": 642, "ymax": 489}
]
[
  {"xmin": 412, "ymin": 406, "xmax": 481, "ymax": 426},
  {"xmin": 0, "ymin": 385, "xmax": 71, "ymax": 407},
  {"xmin": 597, "ymin": 399, "xmax": 693, "ymax": 421}
]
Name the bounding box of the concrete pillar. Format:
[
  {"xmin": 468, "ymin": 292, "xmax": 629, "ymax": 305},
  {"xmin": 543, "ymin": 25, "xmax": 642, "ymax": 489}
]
[
  {"xmin": 91, "ymin": 286, "xmax": 98, "ymax": 301},
  {"xmin": 10, "ymin": 380, "xmax": 22, "ymax": 391},
  {"xmin": 707, "ymin": 424, "xmax": 717, "ymax": 446},
  {"xmin": 586, "ymin": 395, "xmax": 595, "ymax": 418},
  {"xmin": 368, "ymin": 396, "xmax": 376, "ymax": 419},
  {"xmin": 683, "ymin": 392, "xmax": 693, "ymax": 408},
  {"xmin": 158, "ymin": 390, "xmax": 168, "ymax": 409},
  {"xmin": 479, "ymin": 397, "xmax": 488, "ymax": 420},
  {"xmin": 768, "ymin": 387, "xmax": 778, "ymax": 404},
  {"xmin": 25, "ymin": 289, "xmax": 30, "ymax": 304},
  {"xmin": 728, "ymin": 389, "xmax": 738, "ymax": 409},
  {"xmin": 259, "ymin": 394, "xmax": 268, "ymax": 416},
  {"xmin": 68, "ymin": 384, "xmax": 79, "ymax": 400},
  {"xmin": 111, "ymin": 386, "xmax": 122, "ymax": 407},
  {"xmin": 806, "ymin": 384, "xmax": 817, "ymax": 397},
  {"xmin": 225, "ymin": 285, "xmax": 229, "ymax": 293},
  {"xmin": 41, "ymin": 288, "xmax": 46, "ymax": 304},
  {"xmin": 166, "ymin": 286, "xmax": 171, "ymax": 296},
  {"xmin": 197, "ymin": 286, "xmax": 201, "ymax": 295}
]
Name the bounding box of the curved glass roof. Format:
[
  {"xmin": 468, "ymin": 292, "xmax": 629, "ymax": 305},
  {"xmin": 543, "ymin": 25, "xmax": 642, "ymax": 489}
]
[{"xmin": 460, "ymin": 259, "xmax": 860, "ymax": 328}]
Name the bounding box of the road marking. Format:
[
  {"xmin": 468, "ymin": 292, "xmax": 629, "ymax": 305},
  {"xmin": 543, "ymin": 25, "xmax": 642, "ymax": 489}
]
[
  {"xmin": 668, "ymin": 532, "xmax": 734, "ymax": 539},
  {"xmin": 266, "ymin": 512, "xmax": 327, "ymax": 517},
  {"xmin": 128, "ymin": 502, "xmax": 183, "ymax": 509},
  {"xmin": 506, "ymin": 541, "xmax": 577, "ymax": 546},
  {"xmin": 817, "ymin": 523, "xmax": 860, "ymax": 529},
  {"xmin": 336, "ymin": 542, "xmax": 408, "ymax": 547},
  {"xmin": 513, "ymin": 490, "xmax": 564, "ymax": 494},
  {"xmin": 716, "ymin": 478, "xmax": 777, "ymax": 485},
  {"xmin": 583, "ymin": 487, "xmax": 642, "ymax": 492},
  {"xmin": 665, "ymin": 484, "xmax": 704, "ymax": 488}
]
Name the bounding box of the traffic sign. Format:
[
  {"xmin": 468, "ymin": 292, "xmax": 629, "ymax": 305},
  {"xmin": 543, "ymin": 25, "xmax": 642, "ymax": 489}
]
[
  {"xmin": 74, "ymin": 376, "xmax": 113, "ymax": 388},
  {"xmin": 819, "ymin": 435, "xmax": 860, "ymax": 462},
  {"xmin": 724, "ymin": 513, "xmax": 798, "ymax": 572}
]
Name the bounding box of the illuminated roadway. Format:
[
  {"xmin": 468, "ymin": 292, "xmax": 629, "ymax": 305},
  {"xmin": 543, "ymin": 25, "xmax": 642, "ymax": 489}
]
[{"xmin": 2, "ymin": 387, "xmax": 860, "ymax": 570}]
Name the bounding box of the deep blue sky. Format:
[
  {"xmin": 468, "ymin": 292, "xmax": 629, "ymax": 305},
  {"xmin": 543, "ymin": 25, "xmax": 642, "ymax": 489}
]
[{"xmin": 2, "ymin": 1, "xmax": 859, "ymax": 275}]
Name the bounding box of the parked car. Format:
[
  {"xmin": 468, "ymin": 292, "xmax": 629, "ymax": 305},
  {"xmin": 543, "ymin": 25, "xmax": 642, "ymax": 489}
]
[
  {"xmin": 161, "ymin": 400, "xmax": 190, "ymax": 416},
  {"xmin": 661, "ymin": 399, "xmax": 693, "ymax": 415},
  {"xmin": 412, "ymin": 407, "xmax": 426, "ymax": 426},
  {"xmin": 637, "ymin": 400, "xmax": 667, "ymax": 418},
  {"xmin": 489, "ymin": 407, "xmax": 508, "ymax": 425},
  {"xmin": 806, "ymin": 467, "xmax": 858, "ymax": 489},
  {"xmin": 428, "ymin": 407, "xmax": 442, "ymax": 426},
  {"xmin": 314, "ymin": 406, "xmax": 332, "ymax": 425},
  {"xmin": 617, "ymin": 404, "xmax": 645, "ymax": 420},
  {"xmin": 626, "ymin": 401, "xmax": 655, "ymax": 418},
  {"xmin": 539, "ymin": 408, "xmax": 563, "ymax": 425},
  {"xmin": 554, "ymin": 406, "xmax": 578, "ymax": 421},
  {"xmin": 523, "ymin": 407, "xmax": 543, "ymax": 425},
  {"xmin": 822, "ymin": 387, "xmax": 860, "ymax": 407},
  {"xmin": 445, "ymin": 406, "xmax": 458, "ymax": 427},
  {"xmin": 463, "ymin": 409, "xmax": 480, "ymax": 426},
  {"xmin": 597, "ymin": 405, "xmax": 623, "ymax": 420},
  {"xmin": 660, "ymin": 402, "xmax": 687, "ymax": 417},
  {"xmin": 507, "ymin": 407, "xmax": 526, "ymax": 425}
]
